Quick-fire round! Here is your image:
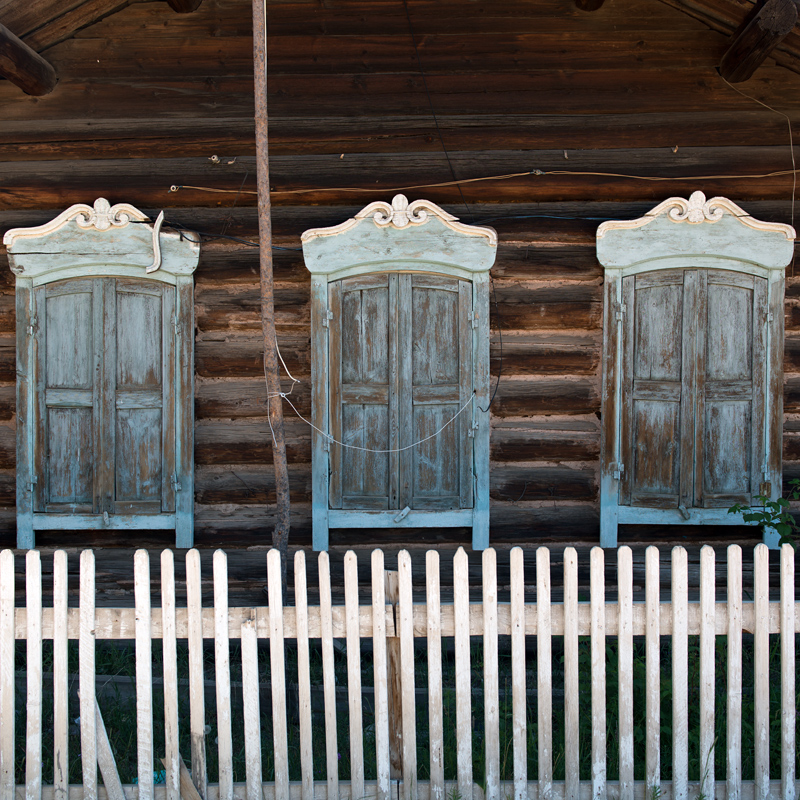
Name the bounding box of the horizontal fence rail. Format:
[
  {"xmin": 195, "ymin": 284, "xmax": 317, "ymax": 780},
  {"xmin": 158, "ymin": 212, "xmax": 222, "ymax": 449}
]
[{"xmin": 0, "ymin": 544, "xmax": 797, "ymax": 800}]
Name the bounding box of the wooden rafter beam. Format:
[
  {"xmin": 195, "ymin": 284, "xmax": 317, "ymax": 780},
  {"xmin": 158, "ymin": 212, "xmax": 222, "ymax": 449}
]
[
  {"xmin": 0, "ymin": 22, "xmax": 56, "ymax": 96},
  {"xmin": 574, "ymin": 0, "xmax": 607, "ymax": 12},
  {"xmin": 719, "ymin": 0, "xmax": 798, "ymax": 82},
  {"xmin": 165, "ymin": 0, "xmax": 203, "ymax": 12}
]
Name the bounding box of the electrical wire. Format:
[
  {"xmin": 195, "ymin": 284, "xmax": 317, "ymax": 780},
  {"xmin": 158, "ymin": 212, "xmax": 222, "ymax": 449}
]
[
  {"xmin": 272, "ymin": 389, "xmax": 476, "ymax": 453},
  {"xmin": 168, "ymin": 166, "xmax": 800, "ymax": 198}
]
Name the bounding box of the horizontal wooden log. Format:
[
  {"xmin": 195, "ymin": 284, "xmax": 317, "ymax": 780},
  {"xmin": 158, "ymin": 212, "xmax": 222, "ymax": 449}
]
[
  {"xmin": 491, "ymin": 463, "xmax": 597, "ymax": 502},
  {"xmin": 490, "ymin": 417, "xmax": 600, "ymax": 462},
  {"xmin": 493, "ymin": 377, "xmax": 600, "ymax": 416},
  {"xmin": 719, "ymin": 0, "xmax": 798, "ymax": 83},
  {"xmin": 0, "ymin": 22, "xmax": 57, "ymax": 96},
  {"xmin": 3, "ymin": 111, "xmax": 800, "ymax": 160},
  {"xmin": 1, "ymin": 146, "xmax": 797, "ymax": 210},
  {"xmin": 195, "ymin": 418, "xmax": 311, "ymax": 465},
  {"xmin": 493, "ymin": 283, "xmax": 603, "ymax": 330},
  {"xmin": 2, "ymin": 69, "xmax": 799, "ymax": 128},
  {"xmin": 45, "ymin": 31, "xmax": 726, "ymax": 78},
  {"xmin": 81, "ymin": 0, "xmax": 705, "ymax": 39}
]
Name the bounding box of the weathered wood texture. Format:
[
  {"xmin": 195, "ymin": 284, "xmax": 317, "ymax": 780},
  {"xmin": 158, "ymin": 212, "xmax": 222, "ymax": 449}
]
[
  {"xmin": 719, "ymin": 0, "xmax": 799, "ymax": 82},
  {"xmin": 0, "ymin": 22, "xmax": 57, "ymax": 96},
  {"xmin": 1, "ymin": 0, "xmax": 799, "ymax": 547}
]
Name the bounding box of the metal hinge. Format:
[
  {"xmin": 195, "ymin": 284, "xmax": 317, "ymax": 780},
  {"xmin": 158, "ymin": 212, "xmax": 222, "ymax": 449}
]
[
  {"xmin": 172, "ymin": 473, "xmax": 182, "ymax": 492},
  {"xmin": 173, "ymin": 315, "xmax": 181, "ymax": 337},
  {"xmin": 323, "ymin": 437, "xmax": 331, "ymax": 452},
  {"xmin": 611, "ymin": 462, "xmax": 624, "ymax": 480},
  {"xmin": 467, "ymin": 420, "xmax": 479, "ymax": 438},
  {"xmin": 615, "ymin": 304, "xmax": 626, "ymax": 322},
  {"xmin": 322, "ymin": 309, "xmax": 334, "ymax": 328},
  {"xmin": 470, "ymin": 312, "xmax": 479, "ymax": 329},
  {"xmin": 28, "ymin": 317, "xmax": 38, "ymax": 336}
]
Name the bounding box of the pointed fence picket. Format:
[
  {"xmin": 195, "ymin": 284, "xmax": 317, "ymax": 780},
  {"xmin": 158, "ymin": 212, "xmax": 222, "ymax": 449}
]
[{"xmin": 0, "ymin": 544, "xmax": 798, "ymax": 800}]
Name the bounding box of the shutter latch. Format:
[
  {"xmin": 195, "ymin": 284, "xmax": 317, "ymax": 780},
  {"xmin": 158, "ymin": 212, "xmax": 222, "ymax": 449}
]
[
  {"xmin": 611, "ymin": 462, "xmax": 624, "ymax": 479},
  {"xmin": 172, "ymin": 473, "xmax": 182, "ymax": 492},
  {"xmin": 322, "ymin": 309, "xmax": 334, "ymax": 328}
]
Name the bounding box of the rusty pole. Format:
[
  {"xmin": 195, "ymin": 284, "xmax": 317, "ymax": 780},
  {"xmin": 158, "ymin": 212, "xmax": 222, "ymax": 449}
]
[{"xmin": 252, "ymin": 0, "xmax": 290, "ymax": 586}]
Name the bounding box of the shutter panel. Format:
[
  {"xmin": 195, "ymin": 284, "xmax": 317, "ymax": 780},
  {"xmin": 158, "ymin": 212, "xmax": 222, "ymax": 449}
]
[
  {"xmin": 621, "ymin": 271, "xmax": 688, "ymax": 508},
  {"xmin": 403, "ymin": 274, "xmax": 472, "ymax": 510},
  {"xmin": 697, "ymin": 269, "xmax": 766, "ymax": 506},
  {"xmin": 329, "ymin": 275, "xmax": 393, "ymax": 510},
  {"xmin": 36, "ymin": 279, "xmax": 98, "ymax": 512},
  {"xmin": 113, "ymin": 279, "xmax": 175, "ymax": 514}
]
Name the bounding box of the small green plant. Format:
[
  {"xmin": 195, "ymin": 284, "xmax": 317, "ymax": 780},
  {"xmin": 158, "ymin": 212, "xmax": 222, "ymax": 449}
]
[{"xmin": 728, "ymin": 478, "xmax": 800, "ymax": 547}]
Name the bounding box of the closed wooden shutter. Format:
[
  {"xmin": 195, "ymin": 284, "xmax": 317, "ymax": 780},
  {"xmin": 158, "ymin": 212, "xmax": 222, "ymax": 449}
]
[
  {"xmin": 328, "ymin": 272, "xmax": 474, "ymax": 513},
  {"xmin": 620, "ymin": 268, "xmax": 766, "ymax": 510},
  {"xmin": 34, "ymin": 277, "xmax": 176, "ymax": 517}
]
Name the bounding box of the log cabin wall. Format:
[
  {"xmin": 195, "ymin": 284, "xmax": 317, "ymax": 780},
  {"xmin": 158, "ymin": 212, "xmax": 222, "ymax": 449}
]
[{"xmin": 1, "ymin": 0, "xmax": 800, "ymax": 549}]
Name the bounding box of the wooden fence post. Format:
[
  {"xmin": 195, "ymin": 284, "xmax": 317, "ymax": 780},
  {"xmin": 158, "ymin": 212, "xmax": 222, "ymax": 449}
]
[{"xmin": 385, "ymin": 569, "xmax": 403, "ymax": 781}]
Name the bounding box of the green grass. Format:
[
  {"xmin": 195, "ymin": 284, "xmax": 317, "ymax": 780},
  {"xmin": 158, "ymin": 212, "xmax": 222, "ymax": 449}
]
[{"xmin": 12, "ymin": 633, "xmax": 800, "ymax": 786}]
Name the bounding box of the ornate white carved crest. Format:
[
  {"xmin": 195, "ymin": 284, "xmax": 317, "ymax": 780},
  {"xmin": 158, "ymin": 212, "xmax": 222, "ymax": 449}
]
[
  {"xmin": 75, "ymin": 197, "xmax": 142, "ymax": 231},
  {"xmin": 357, "ymin": 194, "xmax": 455, "ymax": 229},
  {"xmin": 3, "ymin": 197, "xmax": 150, "ymax": 248},
  {"xmin": 301, "ymin": 194, "xmax": 497, "ymax": 246},
  {"xmin": 597, "ymin": 191, "xmax": 795, "ymax": 240}
]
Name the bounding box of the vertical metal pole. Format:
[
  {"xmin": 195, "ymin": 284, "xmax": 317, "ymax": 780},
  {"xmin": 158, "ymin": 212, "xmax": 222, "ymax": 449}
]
[{"xmin": 253, "ymin": 0, "xmax": 290, "ymax": 581}]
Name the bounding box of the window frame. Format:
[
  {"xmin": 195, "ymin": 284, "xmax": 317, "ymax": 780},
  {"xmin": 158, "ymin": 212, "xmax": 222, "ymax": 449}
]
[
  {"xmin": 596, "ymin": 191, "xmax": 795, "ymax": 548},
  {"xmin": 4, "ymin": 198, "xmax": 199, "ymax": 549},
  {"xmin": 302, "ymin": 195, "xmax": 497, "ymax": 551}
]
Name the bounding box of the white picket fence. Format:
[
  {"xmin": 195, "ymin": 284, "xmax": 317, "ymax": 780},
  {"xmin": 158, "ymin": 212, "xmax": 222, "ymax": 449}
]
[{"xmin": 0, "ymin": 544, "xmax": 797, "ymax": 800}]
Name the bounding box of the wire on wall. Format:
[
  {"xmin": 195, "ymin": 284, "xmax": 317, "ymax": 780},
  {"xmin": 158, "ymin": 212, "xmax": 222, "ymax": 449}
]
[{"xmin": 169, "ymin": 165, "xmax": 800, "ymax": 199}]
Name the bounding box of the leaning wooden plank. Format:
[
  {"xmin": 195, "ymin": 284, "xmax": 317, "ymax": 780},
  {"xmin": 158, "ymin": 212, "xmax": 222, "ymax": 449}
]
[
  {"xmin": 95, "ymin": 700, "xmax": 126, "ymax": 800},
  {"xmin": 372, "ymin": 550, "xmax": 390, "ymax": 800},
  {"xmin": 52, "ymin": 551, "xmax": 69, "ymax": 800},
  {"xmin": 135, "ymin": 550, "xmax": 154, "ymax": 800},
  {"xmin": 398, "ymin": 551, "xmax": 417, "ymax": 800},
  {"xmin": 672, "ymin": 547, "xmax": 688, "ymax": 800},
  {"xmin": 562, "ymin": 548, "xmax": 578, "ymax": 800},
  {"xmin": 453, "ymin": 547, "xmax": 473, "ymax": 800},
  {"xmin": 645, "ymin": 547, "xmax": 660, "ymax": 795},
  {"xmin": 699, "ymin": 546, "xmax": 715, "ymax": 797},
  {"xmin": 240, "ymin": 617, "xmax": 263, "ymax": 800},
  {"xmin": 617, "ymin": 547, "xmax": 633, "ymax": 800},
  {"xmin": 753, "ymin": 544, "xmax": 769, "ymax": 800},
  {"xmin": 318, "ymin": 551, "xmax": 339, "ymax": 800},
  {"xmin": 536, "ymin": 547, "xmax": 553, "ymax": 800},
  {"xmin": 344, "ymin": 552, "xmax": 364, "ymax": 800},
  {"xmin": 294, "ymin": 552, "xmax": 314, "ymax": 800},
  {"xmin": 780, "ymin": 544, "xmax": 795, "ymax": 800},
  {"xmin": 25, "ymin": 550, "xmax": 42, "ymax": 800},
  {"xmin": 590, "ymin": 547, "xmax": 606, "ymax": 800},
  {"xmin": 161, "ymin": 757, "xmax": 204, "ymax": 800},
  {"xmin": 267, "ymin": 550, "xmax": 290, "ymax": 800},
  {"xmin": 80, "ymin": 550, "xmax": 98, "ymax": 800},
  {"xmin": 478, "ymin": 548, "xmax": 498, "ymax": 800},
  {"xmin": 426, "ymin": 551, "xmax": 444, "ymax": 800},
  {"xmin": 213, "ymin": 551, "xmax": 234, "ymax": 800},
  {"xmin": 727, "ymin": 545, "xmax": 743, "ymax": 800},
  {"xmin": 161, "ymin": 550, "xmax": 180, "ymax": 800},
  {"xmin": 185, "ymin": 550, "xmax": 208, "ymax": 798},
  {"xmin": 0, "ymin": 550, "xmax": 13, "ymax": 800}
]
